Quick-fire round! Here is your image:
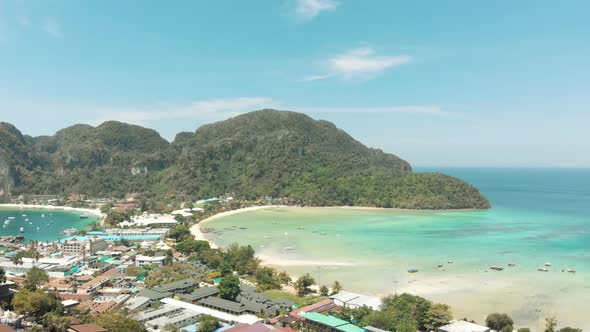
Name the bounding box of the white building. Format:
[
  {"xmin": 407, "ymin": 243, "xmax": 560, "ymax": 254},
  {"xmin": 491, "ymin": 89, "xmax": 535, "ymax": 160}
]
[
  {"xmin": 330, "ymin": 291, "xmax": 382, "ymax": 310},
  {"xmin": 135, "ymin": 255, "xmax": 166, "ymax": 267},
  {"xmin": 439, "ymin": 320, "xmax": 491, "ymax": 332},
  {"xmin": 105, "ymin": 228, "xmax": 169, "ymax": 238},
  {"xmin": 119, "ymin": 213, "xmax": 178, "ymax": 228}
]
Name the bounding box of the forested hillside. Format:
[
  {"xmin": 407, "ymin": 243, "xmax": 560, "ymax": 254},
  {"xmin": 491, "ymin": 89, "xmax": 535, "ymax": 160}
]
[{"xmin": 0, "ymin": 110, "xmax": 490, "ymax": 209}]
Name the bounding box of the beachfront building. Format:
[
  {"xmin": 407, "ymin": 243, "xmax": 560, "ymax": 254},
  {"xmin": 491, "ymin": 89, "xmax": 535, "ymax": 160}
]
[
  {"xmin": 135, "ymin": 255, "xmax": 166, "ymax": 267},
  {"xmin": 160, "ymin": 298, "xmax": 263, "ymax": 325},
  {"xmin": 103, "ymin": 228, "xmax": 169, "ymax": 238},
  {"xmin": 119, "ymin": 213, "xmax": 178, "ymax": 228},
  {"xmin": 330, "ymin": 291, "xmax": 381, "ymax": 311},
  {"xmin": 152, "ymin": 278, "xmax": 198, "ymax": 294},
  {"xmin": 61, "ymin": 237, "xmax": 107, "ymax": 256},
  {"xmin": 300, "ymin": 312, "xmax": 366, "ymax": 332},
  {"xmin": 439, "ymin": 321, "xmax": 491, "ymax": 332}
]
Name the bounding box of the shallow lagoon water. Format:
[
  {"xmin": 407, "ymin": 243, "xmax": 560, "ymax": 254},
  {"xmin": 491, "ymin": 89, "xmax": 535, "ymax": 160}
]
[
  {"xmin": 206, "ymin": 169, "xmax": 590, "ymax": 328},
  {"xmin": 0, "ymin": 208, "xmax": 95, "ymax": 242}
]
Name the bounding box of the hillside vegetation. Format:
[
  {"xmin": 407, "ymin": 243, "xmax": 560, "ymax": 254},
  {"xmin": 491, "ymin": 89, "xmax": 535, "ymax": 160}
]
[{"xmin": 0, "ymin": 110, "xmax": 490, "ymax": 209}]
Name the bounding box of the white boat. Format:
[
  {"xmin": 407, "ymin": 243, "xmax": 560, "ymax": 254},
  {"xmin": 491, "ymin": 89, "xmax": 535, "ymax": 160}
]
[
  {"xmin": 8, "ymin": 217, "xmax": 15, "ymax": 220},
  {"xmin": 3, "ymin": 221, "xmax": 9, "ymax": 225},
  {"xmin": 41, "ymin": 214, "xmax": 45, "ymax": 217},
  {"xmin": 2, "ymin": 225, "xmax": 5, "ymax": 228},
  {"xmin": 29, "ymin": 222, "xmax": 32, "ymax": 225},
  {"xmin": 19, "ymin": 227, "xmax": 24, "ymax": 233},
  {"xmin": 36, "ymin": 227, "xmax": 40, "ymax": 230},
  {"xmin": 61, "ymin": 228, "xmax": 78, "ymax": 235},
  {"xmin": 544, "ymin": 262, "xmax": 552, "ymax": 267},
  {"xmin": 21, "ymin": 214, "xmax": 26, "ymax": 217},
  {"xmin": 25, "ymin": 219, "xmax": 29, "ymax": 221}
]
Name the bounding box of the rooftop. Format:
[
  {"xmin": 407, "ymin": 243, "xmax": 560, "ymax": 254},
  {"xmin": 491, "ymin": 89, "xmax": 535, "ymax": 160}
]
[
  {"xmin": 439, "ymin": 320, "xmax": 491, "ymax": 332},
  {"xmin": 301, "ymin": 312, "xmax": 366, "ymax": 332}
]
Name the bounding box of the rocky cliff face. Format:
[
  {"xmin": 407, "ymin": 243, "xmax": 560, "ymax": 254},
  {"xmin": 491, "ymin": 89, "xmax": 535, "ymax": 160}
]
[{"xmin": 0, "ymin": 149, "xmax": 14, "ymax": 199}]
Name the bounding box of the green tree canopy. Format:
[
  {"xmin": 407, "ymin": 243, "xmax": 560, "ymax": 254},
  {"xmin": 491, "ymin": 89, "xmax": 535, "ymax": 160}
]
[
  {"xmin": 12, "ymin": 289, "xmax": 63, "ymax": 318},
  {"xmin": 332, "ymin": 280, "xmax": 343, "ymax": 294},
  {"xmin": 95, "ymin": 311, "xmax": 145, "ymax": 332},
  {"xmin": 425, "ymin": 303, "xmax": 453, "ymax": 330},
  {"xmin": 198, "ymin": 315, "xmax": 221, "ymax": 332},
  {"xmin": 24, "ymin": 266, "xmax": 49, "ymax": 291},
  {"xmin": 218, "ymin": 275, "xmax": 241, "ymax": 301},
  {"xmin": 294, "ymin": 273, "xmax": 316, "ymax": 295},
  {"xmin": 486, "ymin": 313, "xmax": 514, "ymax": 332}
]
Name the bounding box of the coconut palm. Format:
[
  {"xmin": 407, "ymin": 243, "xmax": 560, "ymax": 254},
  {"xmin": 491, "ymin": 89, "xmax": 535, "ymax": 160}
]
[{"xmin": 332, "ymin": 280, "xmax": 343, "ymax": 294}]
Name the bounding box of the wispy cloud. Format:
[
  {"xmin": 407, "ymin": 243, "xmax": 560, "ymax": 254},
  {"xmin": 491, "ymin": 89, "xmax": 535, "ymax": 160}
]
[
  {"xmin": 92, "ymin": 97, "xmax": 279, "ymax": 126},
  {"xmin": 42, "ymin": 18, "xmax": 62, "ymax": 38},
  {"xmin": 295, "ymin": 0, "xmax": 339, "ymax": 20},
  {"xmin": 305, "ymin": 47, "xmax": 412, "ymax": 81}
]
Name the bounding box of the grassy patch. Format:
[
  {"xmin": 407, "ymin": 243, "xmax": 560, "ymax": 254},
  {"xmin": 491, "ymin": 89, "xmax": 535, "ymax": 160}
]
[{"xmin": 264, "ymin": 290, "xmax": 326, "ymax": 308}]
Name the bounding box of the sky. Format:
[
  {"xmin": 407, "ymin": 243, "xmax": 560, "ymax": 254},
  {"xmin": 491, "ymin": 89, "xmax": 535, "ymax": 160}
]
[{"xmin": 0, "ymin": 0, "xmax": 589, "ymax": 167}]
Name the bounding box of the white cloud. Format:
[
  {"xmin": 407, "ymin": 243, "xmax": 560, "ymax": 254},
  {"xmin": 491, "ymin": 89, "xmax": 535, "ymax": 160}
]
[
  {"xmin": 301, "ymin": 73, "xmax": 335, "ymax": 82},
  {"xmin": 295, "ymin": 0, "xmax": 339, "ymax": 20},
  {"xmin": 306, "ymin": 47, "xmax": 412, "ymax": 81},
  {"xmin": 92, "ymin": 97, "xmax": 279, "ymax": 126},
  {"xmin": 42, "ymin": 18, "xmax": 61, "ymax": 38}
]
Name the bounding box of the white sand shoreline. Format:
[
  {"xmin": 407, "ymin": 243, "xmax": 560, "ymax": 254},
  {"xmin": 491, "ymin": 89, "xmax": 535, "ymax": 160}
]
[
  {"xmin": 190, "ymin": 205, "xmax": 287, "ymax": 249},
  {"xmin": 0, "ymin": 203, "xmax": 103, "ymax": 217}
]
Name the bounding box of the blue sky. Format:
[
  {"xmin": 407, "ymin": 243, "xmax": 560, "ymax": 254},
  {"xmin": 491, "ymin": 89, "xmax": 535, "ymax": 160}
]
[{"xmin": 0, "ymin": 0, "xmax": 589, "ymax": 167}]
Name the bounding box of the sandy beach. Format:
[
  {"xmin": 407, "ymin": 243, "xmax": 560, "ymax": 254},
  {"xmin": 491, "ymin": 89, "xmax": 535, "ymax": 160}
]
[
  {"xmin": 190, "ymin": 205, "xmax": 287, "ymax": 249},
  {"xmin": 0, "ymin": 203, "xmax": 103, "ymax": 217}
]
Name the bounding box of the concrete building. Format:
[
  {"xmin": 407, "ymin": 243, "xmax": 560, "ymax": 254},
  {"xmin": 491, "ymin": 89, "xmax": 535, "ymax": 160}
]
[
  {"xmin": 61, "ymin": 237, "xmax": 107, "ymax": 256},
  {"xmin": 103, "ymin": 228, "xmax": 169, "ymax": 238},
  {"xmin": 135, "ymin": 255, "xmax": 166, "ymax": 267}
]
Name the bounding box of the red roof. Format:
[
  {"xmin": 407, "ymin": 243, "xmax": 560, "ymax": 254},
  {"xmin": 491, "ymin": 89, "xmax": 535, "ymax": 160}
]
[
  {"xmin": 225, "ymin": 323, "xmax": 271, "ymax": 332},
  {"xmin": 0, "ymin": 324, "xmax": 15, "ymax": 332},
  {"xmin": 289, "ymin": 299, "xmax": 337, "ymax": 318}
]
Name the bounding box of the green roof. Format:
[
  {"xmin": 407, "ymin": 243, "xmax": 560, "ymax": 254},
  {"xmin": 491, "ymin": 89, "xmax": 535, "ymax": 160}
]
[{"xmin": 302, "ymin": 312, "xmax": 366, "ymax": 332}]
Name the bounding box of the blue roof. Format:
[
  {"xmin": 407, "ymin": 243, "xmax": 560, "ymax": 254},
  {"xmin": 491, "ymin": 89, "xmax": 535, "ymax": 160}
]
[{"xmin": 87, "ymin": 231, "xmax": 108, "ymax": 235}]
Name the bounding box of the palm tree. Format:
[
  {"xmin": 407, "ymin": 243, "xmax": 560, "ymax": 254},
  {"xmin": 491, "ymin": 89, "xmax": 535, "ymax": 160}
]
[{"xmin": 332, "ymin": 280, "xmax": 343, "ymax": 295}]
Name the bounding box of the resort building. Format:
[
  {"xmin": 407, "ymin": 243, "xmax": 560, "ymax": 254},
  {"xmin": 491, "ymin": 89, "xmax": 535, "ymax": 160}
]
[
  {"xmin": 439, "ymin": 321, "xmax": 491, "ymax": 332},
  {"xmin": 300, "ymin": 312, "xmax": 366, "ymax": 332},
  {"xmin": 136, "ymin": 304, "xmax": 184, "ymax": 324},
  {"xmin": 61, "ymin": 237, "xmax": 108, "ymax": 256},
  {"xmin": 135, "ymin": 255, "xmax": 166, "ymax": 267},
  {"xmin": 119, "ymin": 213, "xmax": 178, "ymax": 228},
  {"xmin": 330, "ymin": 291, "xmax": 381, "ymax": 311},
  {"xmin": 152, "ymin": 278, "xmax": 198, "ymax": 294},
  {"xmin": 103, "ymin": 228, "xmax": 169, "ymax": 238},
  {"xmin": 160, "ymin": 298, "xmax": 263, "ymax": 325},
  {"xmin": 144, "ymin": 311, "xmax": 200, "ymax": 331}
]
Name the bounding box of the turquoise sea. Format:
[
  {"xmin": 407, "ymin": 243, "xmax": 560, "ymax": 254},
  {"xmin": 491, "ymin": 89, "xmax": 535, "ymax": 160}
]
[
  {"xmin": 205, "ymin": 168, "xmax": 590, "ymax": 327},
  {"xmin": 0, "ymin": 208, "xmax": 95, "ymax": 242}
]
